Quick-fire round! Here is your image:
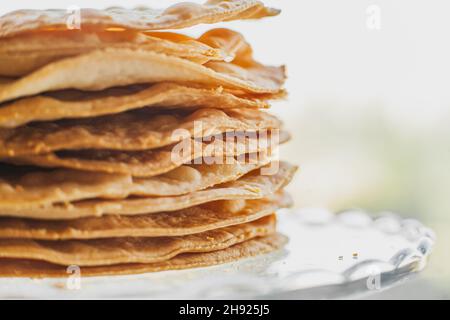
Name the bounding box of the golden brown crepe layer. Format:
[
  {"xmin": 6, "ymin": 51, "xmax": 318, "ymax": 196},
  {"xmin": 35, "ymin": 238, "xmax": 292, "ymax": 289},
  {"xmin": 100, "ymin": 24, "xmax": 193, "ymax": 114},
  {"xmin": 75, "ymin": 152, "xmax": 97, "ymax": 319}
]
[
  {"xmin": 0, "ymin": 83, "xmax": 275, "ymax": 129},
  {"xmin": 0, "ymin": 161, "xmax": 297, "ymax": 219},
  {"xmin": 0, "ymin": 233, "xmax": 287, "ymax": 278},
  {"xmin": 0, "ymin": 31, "xmax": 224, "ymax": 77},
  {"xmin": 0, "ymin": 48, "xmax": 285, "ymax": 104},
  {"xmin": 4, "ymin": 130, "xmax": 289, "ymax": 177},
  {"xmin": 0, "ymin": 108, "xmax": 281, "ymax": 157},
  {"xmin": 0, "ymin": 192, "xmax": 291, "ymax": 240},
  {"xmin": 0, "ymin": 28, "xmax": 263, "ymax": 78},
  {"xmin": 0, "ymin": 154, "xmax": 270, "ymax": 206},
  {"xmin": 0, "ymin": 1, "xmax": 279, "ymax": 38},
  {"xmin": 0, "ymin": 215, "xmax": 276, "ymax": 266}
]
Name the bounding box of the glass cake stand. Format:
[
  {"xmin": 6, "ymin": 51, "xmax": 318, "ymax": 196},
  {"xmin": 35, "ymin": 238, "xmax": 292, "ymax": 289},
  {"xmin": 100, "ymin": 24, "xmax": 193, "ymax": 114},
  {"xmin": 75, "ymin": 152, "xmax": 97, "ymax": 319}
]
[{"xmin": 0, "ymin": 208, "xmax": 435, "ymax": 299}]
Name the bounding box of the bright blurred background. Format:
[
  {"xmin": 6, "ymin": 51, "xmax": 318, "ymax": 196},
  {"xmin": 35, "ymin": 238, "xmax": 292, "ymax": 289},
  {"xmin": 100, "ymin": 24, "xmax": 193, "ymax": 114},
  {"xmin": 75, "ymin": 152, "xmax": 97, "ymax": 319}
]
[{"xmin": 1, "ymin": 0, "xmax": 449, "ymax": 299}]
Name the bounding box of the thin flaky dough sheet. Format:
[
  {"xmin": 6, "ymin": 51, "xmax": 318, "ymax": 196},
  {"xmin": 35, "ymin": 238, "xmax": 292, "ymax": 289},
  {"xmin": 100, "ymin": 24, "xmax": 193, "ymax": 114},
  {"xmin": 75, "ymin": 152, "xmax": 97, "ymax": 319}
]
[
  {"xmin": 0, "ymin": 31, "xmax": 226, "ymax": 77},
  {"xmin": 0, "ymin": 153, "xmax": 271, "ymax": 206},
  {"xmin": 0, "ymin": 108, "xmax": 282, "ymax": 157},
  {"xmin": 0, "ymin": 192, "xmax": 292, "ymax": 240},
  {"xmin": 0, "ymin": 1, "xmax": 280, "ymax": 38},
  {"xmin": 0, "ymin": 83, "xmax": 275, "ymax": 129},
  {"xmin": 0, "ymin": 215, "xmax": 276, "ymax": 266},
  {"xmin": 0, "ymin": 48, "xmax": 285, "ymax": 104},
  {"xmin": 5, "ymin": 130, "xmax": 290, "ymax": 176},
  {"xmin": 0, "ymin": 28, "xmax": 267, "ymax": 77},
  {"xmin": 0, "ymin": 161, "xmax": 298, "ymax": 219},
  {"xmin": 0, "ymin": 233, "xmax": 288, "ymax": 278}
]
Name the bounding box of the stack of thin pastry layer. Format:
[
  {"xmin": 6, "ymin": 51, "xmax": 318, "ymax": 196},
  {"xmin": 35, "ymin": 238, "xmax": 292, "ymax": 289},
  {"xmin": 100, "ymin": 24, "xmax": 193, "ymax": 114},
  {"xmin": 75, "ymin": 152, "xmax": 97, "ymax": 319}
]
[{"xmin": 0, "ymin": 0, "xmax": 297, "ymax": 278}]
